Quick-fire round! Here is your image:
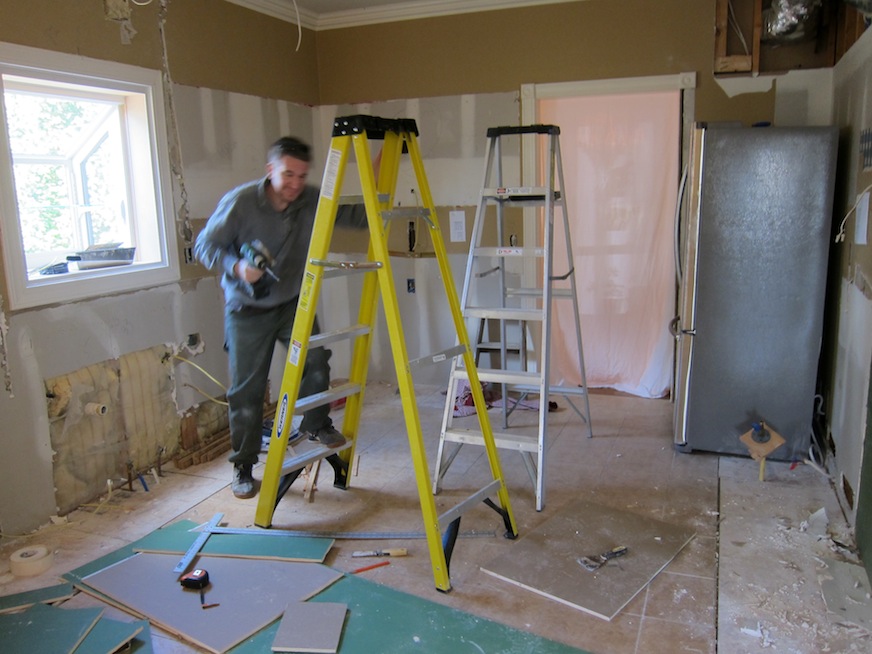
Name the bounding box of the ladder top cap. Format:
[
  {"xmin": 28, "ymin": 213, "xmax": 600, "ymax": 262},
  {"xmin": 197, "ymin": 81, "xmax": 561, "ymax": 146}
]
[
  {"xmin": 333, "ymin": 115, "xmax": 419, "ymax": 139},
  {"xmin": 487, "ymin": 124, "xmax": 560, "ymax": 137}
]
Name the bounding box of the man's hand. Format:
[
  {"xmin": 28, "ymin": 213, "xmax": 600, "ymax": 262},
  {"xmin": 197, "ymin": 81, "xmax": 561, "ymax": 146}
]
[{"xmin": 235, "ymin": 258, "xmax": 265, "ymax": 283}]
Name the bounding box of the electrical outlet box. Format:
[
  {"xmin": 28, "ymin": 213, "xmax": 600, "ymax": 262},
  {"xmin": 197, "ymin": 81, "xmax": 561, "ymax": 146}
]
[
  {"xmin": 407, "ymin": 278, "xmax": 415, "ymax": 294},
  {"xmin": 184, "ymin": 247, "xmax": 194, "ymax": 264}
]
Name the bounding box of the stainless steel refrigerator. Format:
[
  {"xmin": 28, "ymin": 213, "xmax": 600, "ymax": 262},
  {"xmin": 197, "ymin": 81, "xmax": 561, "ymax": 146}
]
[{"xmin": 672, "ymin": 124, "xmax": 838, "ymax": 460}]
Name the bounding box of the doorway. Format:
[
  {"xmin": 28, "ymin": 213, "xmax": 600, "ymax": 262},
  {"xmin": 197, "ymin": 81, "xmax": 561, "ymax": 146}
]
[{"xmin": 521, "ymin": 75, "xmax": 694, "ymax": 398}]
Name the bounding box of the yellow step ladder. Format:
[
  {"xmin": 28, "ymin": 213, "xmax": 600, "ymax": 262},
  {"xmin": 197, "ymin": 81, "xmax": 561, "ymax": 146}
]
[
  {"xmin": 253, "ymin": 115, "xmax": 518, "ymax": 592},
  {"xmin": 434, "ymin": 125, "xmax": 593, "ymax": 512}
]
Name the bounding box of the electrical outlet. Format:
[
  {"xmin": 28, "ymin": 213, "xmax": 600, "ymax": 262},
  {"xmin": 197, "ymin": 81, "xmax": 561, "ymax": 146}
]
[{"xmin": 407, "ymin": 278, "xmax": 416, "ymax": 294}]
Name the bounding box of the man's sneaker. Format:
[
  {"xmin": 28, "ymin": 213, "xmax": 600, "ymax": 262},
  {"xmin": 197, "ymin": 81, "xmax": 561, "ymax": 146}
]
[
  {"xmin": 307, "ymin": 426, "xmax": 346, "ymax": 449},
  {"xmin": 231, "ymin": 463, "xmax": 256, "ymax": 499},
  {"xmin": 261, "ymin": 428, "xmax": 303, "ymax": 452}
]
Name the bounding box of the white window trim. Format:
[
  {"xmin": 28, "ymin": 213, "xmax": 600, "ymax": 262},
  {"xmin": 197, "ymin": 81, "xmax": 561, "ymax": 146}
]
[{"xmin": 0, "ymin": 42, "xmax": 179, "ymax": 310}]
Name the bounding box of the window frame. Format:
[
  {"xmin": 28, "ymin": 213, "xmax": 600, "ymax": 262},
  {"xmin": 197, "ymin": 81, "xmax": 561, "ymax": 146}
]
[{"xmin": 0, "ymin": 42, "xmax": 179, "ymax": 310}]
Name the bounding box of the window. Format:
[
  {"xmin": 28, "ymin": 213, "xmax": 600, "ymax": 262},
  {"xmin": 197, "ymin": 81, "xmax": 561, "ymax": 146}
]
[{"xmin": 0, "ymin": 43, "xmax": 179, "ymax": 309}]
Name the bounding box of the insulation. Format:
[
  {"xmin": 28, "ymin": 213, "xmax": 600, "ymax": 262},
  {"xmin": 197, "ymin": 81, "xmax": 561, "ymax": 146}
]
[
  {"xmin": 47, "ymin": 345, "xmax": 180, "ymax": 514},
  {"xmin": 762, "ymin": 0, "xmax": 823, "ymax": 43}
]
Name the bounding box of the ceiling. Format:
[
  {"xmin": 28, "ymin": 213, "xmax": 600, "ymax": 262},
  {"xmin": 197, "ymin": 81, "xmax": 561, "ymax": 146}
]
[{"xmin": 225, "ymin": 0, "xmax": 582, "ymax": 30}]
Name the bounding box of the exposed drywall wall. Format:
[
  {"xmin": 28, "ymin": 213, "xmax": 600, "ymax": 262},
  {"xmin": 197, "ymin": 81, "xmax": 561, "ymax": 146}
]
[{"xmin": 0, "ymin": 282, "xmax": 223, "ymax": 533}]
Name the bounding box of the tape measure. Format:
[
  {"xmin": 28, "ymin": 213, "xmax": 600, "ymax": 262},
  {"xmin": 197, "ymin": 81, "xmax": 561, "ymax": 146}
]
[
  {"xmin": 179, "ymin": 568, "xmax": 209, "ymax": 589},
  {"xmin": 180, "ymin": 569, "xmax": 219, "ymax": 609}
]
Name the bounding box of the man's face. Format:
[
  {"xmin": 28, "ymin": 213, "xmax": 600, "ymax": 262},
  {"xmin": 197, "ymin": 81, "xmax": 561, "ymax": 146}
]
[{"xmin": 267, "ymin": 154, "xmax": 309, "ymax": 205}]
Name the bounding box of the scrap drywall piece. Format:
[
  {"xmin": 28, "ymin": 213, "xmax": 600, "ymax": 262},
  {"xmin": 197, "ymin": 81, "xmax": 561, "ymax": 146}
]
[
  {"xmin": 0, "ymin": 602, "xmax": 102, "ymax": 653},
  {"xmin": 272, "ymin": 602, "xmax": 347, "ymax": 653},
  {"xmin": 127, "ymin": 619, "xmax": 154, "ymax": 654},
  {"xmin": 75, "ymin": 616, "xmax": 143, "ymax": 654},
  {"xmin": 819, "ymin": 558, "xmax": 872, "ymax": 631},
  {"xmin": 481, "ymin": 499, "xmax": 695, "ymax": 621},
  {"xmin": 0, "ymin": 581, "xmax": 75, "ymax": 614},
  {"xmin": 133, "ymin": 528, "xmax": 334, "ymax": 563},
  {"xmin": 82, "ymin": 552, "xmax": 343, "ymax": 654}
]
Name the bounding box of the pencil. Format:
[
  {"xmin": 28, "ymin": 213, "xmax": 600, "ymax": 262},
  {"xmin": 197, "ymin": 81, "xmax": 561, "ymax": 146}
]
[{"xmin": 351, "ymin": 560, "xmax": 391, "ymax": 574}]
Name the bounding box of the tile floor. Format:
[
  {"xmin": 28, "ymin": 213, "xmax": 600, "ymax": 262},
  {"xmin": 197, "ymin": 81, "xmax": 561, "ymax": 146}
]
[{"xmin": 0, "ymin": 382, "xmax": 867, "ymax": 653}]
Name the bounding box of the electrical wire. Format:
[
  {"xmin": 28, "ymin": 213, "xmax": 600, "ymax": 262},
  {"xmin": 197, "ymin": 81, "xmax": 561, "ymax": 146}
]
[
  {"xmin": 727, "ymin": 0, "xmax": 751, "ymax": 55},
  {"xmin": 292, "ymin": 0, "xmax": 302, "ymax": 52},
  {"xmin": 173, "ymin": 354, "xmax": 229, "ymax": 405},
  {"xmin": 835, "ymin": 181, "xmax": 872, "ymax": 243},
  {"xmin": 173, "ymin": 354, "xmax": 226, "ymax": 390}
]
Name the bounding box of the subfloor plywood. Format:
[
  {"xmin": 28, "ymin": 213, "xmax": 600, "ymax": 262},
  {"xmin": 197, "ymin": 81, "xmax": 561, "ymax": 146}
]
[
  {"xmin": 481, "ymin": 499, "xmax": 695, "ymax": 620},
  {"xmin": 717, "ymin": 456, "xmax": 871, "ymax": 652},
  {"xmin": 819, "ymin": 558, "xmax": 872, "ymax": 631},
  {"xmin": 82, "ymin": 553, "xmax": 342, "ymax": 654}
]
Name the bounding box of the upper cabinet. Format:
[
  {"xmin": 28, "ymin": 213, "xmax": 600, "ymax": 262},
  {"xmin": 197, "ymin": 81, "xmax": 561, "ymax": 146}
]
[{"xmin": 715, "ymin": 0, "xmax": 869, "ymax": 76}]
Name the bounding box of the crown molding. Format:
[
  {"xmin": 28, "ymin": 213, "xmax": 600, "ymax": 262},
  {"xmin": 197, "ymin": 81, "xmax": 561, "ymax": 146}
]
[{"xmin": 225, "ymin": 0, "xmax": 583, "ymax": 31}]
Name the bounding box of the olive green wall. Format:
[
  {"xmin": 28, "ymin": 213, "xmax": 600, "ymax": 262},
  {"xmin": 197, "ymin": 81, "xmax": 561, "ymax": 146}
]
[
  {"xmin": 314, "ymin": 0, "xmax": 774, "ymax": 125},
  {"xmin": 0, "ymin": 1, "xmax": 774, "ymax": 123}
]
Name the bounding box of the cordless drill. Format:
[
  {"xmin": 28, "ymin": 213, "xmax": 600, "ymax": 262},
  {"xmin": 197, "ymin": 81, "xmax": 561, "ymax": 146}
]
[{"xmin": 239, "ymin": 239, "xmax": 279, "ymax": 299}]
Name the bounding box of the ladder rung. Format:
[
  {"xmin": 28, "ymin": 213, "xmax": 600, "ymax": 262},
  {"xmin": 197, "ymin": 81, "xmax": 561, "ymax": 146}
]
[
  {"xmin": 340, "ymin": 193, "xmax": 389, "ymax": 205},
  {"xmin": 295, "ymin": 382, "xmax": 361, "ymax": 414},
  {"xmin": 280, "ymin": 439, "xmax": 354, "ymax": 476},
  {"xmin": 507, "ymin": 287, "xmax": 573, "ymax": 298},
  {"xmin": 473, "ymin": 247, "xmax": 544, "ymax": 258},
  {"xmin": 382, "ymin": 207, "xmax": 431, "ymax": 221},
  {"xmin": 465, "ymin": 307, "xmax": 542, "ymax": 322},
  {"xmin": 442, "ymin": 428, "xmax": 539, "ymax": 452},
  {"xmin": 310, "ymin": 259, "xmax": 383, "ymax": 272},
  {"xmin": 481, "ymin": 188, "xmax": 561, "ymax": 203},
  {"xmin": 513, "ymin": 383, "xmax": 589, "ymax": 397},
  {"xmin": 309, "ymin": 324, "xmax": 371, "ymax": 349},
  {"xmin": 408, "ymin": 344, "xmax": 467, "ymax": 371},
  {"xmin": 454, "ymin": 367, "xmax": 540, "ymax": 386},
  {"xmin": 476, "ymin": 341, "xmax": 523, "ymax": 352},
  {"xmin": 437, "ymin": 479, "xmax": 502, "ymax": 530}
]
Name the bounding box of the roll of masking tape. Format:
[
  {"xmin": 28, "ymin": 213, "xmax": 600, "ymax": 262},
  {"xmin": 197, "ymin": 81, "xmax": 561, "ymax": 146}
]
[{"xmin": 9, "ymin": 545, "xmax": 53, "ymax": 577}]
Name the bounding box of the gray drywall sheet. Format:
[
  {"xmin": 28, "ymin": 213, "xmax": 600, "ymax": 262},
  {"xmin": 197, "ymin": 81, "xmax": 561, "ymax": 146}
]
[
  {"xmin": 272, "ymin": 601, "xmax": 348, "ymax": 653},
  {"xmin": 481, "ymin": 499, "xmax": 694, "ymax": 620},
  {"xmin": 82, "ymin": 552, "xmax": 343, "ymax": 653}
]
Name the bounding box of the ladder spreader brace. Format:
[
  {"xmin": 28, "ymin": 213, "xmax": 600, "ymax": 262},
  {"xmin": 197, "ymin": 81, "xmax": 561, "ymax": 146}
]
[{"xmin": 254, "ymin": 115, "xmax": 518, "ymax": 592}]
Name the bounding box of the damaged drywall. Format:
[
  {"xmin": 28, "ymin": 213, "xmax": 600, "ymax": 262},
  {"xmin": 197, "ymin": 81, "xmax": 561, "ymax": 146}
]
[{"xmin": 0, "ymin": 293, "xmax": 10, "ymax": 394}]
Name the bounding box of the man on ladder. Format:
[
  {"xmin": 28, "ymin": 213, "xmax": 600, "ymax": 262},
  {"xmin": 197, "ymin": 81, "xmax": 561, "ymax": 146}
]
[{"xmin": 194, "ymin": 136, "xmax": 375, "ymax": 499}]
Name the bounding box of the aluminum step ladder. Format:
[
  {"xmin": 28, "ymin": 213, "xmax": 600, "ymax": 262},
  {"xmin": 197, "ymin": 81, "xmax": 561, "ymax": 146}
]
[
  {"xmin": 253, "ymin": 115, "xmax": 518, "ymax": 592},
  {"xmin": 434, "ymin": 124, "xmax": 592, "ymax": 512}
]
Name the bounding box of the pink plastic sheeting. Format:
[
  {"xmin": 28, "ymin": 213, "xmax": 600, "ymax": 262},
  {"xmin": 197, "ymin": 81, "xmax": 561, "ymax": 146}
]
[{"xmin": 539, "ymin": 92, "xmax": 679, "ymax": 398}]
